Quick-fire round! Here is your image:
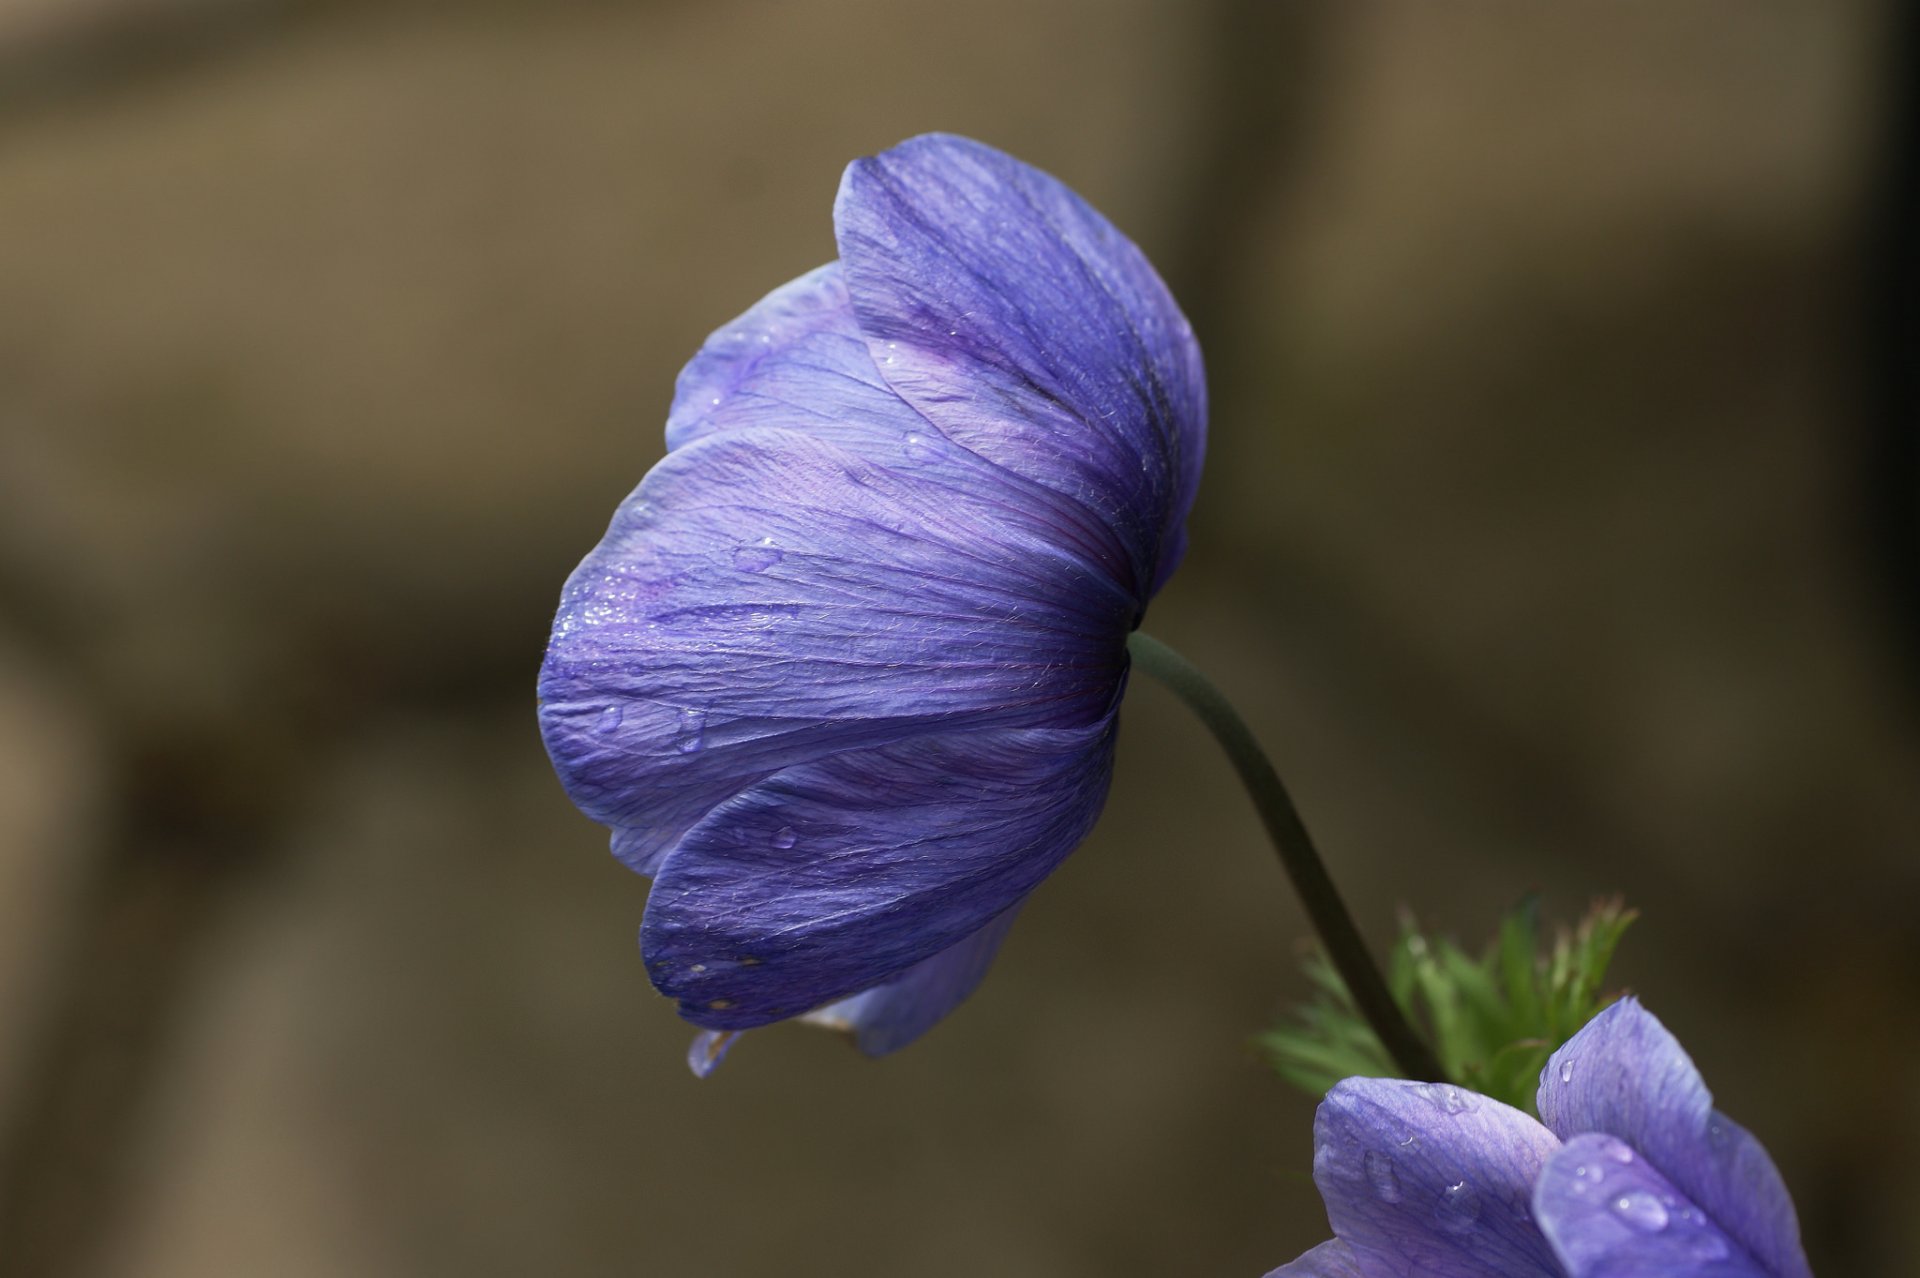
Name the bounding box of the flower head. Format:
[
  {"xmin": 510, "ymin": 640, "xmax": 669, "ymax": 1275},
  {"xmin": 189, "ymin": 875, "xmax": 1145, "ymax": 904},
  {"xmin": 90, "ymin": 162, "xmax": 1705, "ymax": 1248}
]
[
  {"xmin": 538, "ymin": 134, "xmax": 1205, "ymax": 1071},
  {"xmin": 1269, "ymin": 998, "xmax": 1813, "ymax": 1277}
]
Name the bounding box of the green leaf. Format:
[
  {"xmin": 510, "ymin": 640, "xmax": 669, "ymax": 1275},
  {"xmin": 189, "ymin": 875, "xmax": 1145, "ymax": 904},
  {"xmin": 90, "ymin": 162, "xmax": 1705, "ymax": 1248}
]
[{"xmin": 1257, "ymin": 897, "xmax": 1637, "ymax": 1115}]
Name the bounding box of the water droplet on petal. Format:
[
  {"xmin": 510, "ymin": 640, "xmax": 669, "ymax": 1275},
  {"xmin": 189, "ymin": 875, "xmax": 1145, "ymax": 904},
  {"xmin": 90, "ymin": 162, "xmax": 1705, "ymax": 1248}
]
[
  {"xmin": 901, "ymin": 432, "xmax": 941, "ymax": 463},
  {"xmin": 1558, "ymin": 1060, "xmax": 1574, "ymax": 1084},
  {"xmin": 1421, "ymin": 1084, "xmax": 1476, "ymax": 1114},
  {"xmin": 595, "ymin": 704, "xmax": 623, "ymax": 732},
  {"xmin": 1603, "ymin": 1143, "xmax": 1635, "ymax": 1164},
  {"xmin": 675, "ymin": 708, "xmax": 707, "ymax": 754},
  {"xmin": 1434, "ymin": 1181, "xmax": 1482, "ymax": 1233},
  {"xmin": 1610, "ymin": 1191, "xmax": 1670, "ymax": 1232},
  {"xmin": 732, "ymin": 538, "xmax": 783, "ymax": 572},
  {"xmin": 771, "ymin": 826, "xmax": 797, "ymax": 850},
  {"xmin": 1362, "ymin": 1151, "xmax": 1401, "ymax": 1203},
  {"xmin": 1685, "ymin": 1232, "xmax": 1730, "ymax": 1262},
  {"xmin": 686, "ymin": 1029, "xmax": 738, "ymax": 1079}
]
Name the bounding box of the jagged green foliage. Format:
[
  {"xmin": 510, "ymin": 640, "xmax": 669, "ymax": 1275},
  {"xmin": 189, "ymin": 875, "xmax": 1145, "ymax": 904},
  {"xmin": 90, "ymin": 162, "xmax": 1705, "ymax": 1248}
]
[{"xmin": 1257, "ymin": 898, "xmax": 1636, "ymax": 1115}]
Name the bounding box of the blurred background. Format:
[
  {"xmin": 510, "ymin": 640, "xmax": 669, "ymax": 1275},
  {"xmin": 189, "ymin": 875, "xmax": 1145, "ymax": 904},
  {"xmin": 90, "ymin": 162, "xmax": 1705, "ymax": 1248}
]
[{"xmin": 0, "ymin": 1, "xmax": 1913, "ymax": 1274}]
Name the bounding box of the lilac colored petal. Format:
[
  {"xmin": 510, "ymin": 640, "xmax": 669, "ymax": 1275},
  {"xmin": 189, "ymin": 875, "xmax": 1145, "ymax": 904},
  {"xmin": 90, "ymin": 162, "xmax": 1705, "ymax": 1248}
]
[
  {"xmin": 835, "ymin": 133, "xmax": 1206, "ymax": 599},
  {"xmin": 665, "ymin": 263, "xmax": 924, "ymax": 457},
  {"xmin": 1535, "ymin": 1133, "xmax": 1769, "ymax": 1278},
  {"xmin": 1313, "ymin": 1079, "xmax": 1564, "ymax": 1278},
  {"xmin": 537, "ymin": 428, "xmax": 1134, "ymax": 874},
  {"xmin": 1538, "ymin": 999, "xmax": 1812, "ymax": 1278},
  {"xmin": 661, "ymin": 261, "xmax": 1141, "ymax": 591},
  {"xmin": 641, "ymin": 716, "xmax": 1115, "ymax": 1028},
  {"xmin": 1264, "ymin": 1239, "xmax": 1375, "ymax": 1278},
  {"xmin": 800, "ymin": 904, "xmax": 1022, "ymax": 1056}
]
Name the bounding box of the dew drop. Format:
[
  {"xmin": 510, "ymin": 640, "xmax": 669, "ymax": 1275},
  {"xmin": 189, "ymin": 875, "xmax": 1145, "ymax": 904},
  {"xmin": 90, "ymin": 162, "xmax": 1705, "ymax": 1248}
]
[
  {"xmin": 1610, "ymin": 1191, "xmax": 1670, "ymax": 1232},
  {"xmin": 732, "ymin": 538, "xmax": 783, "ymax": 572},
  {"xmin": 1602, "ymin": 1142, "xmax": 1635, "ymax": 1164},
  {"xmin": 686, "ymin": 1029, "xmax": 738, "ymax": 1079},
  {"xmin": 1421, "ymin": 1084, "xmax": 1476, "ymax": 1115},
  {"xmin": 595, "ymin": 704, "xmax": 623, "ymax": 733},
  {"xmin": 1434, "ymin": 1181, "xmax": 1482, "ymax": 1233},
  {"xmin": 1684, "ymin": 1232, "xmax": 1730, "ymax": 1262},
  {"xmin": 1558, "ymin": 1060, "xmax": 1574, "ymax": 1084},
  {"xmin": 675, "ymin": 708, "xmax": 707, "ymax": 754},
  {"xmin": 771, "ymin": 826, "xmax": 797, "ymax": 850},
  {"xmin": 901, "ymin": 432, "xmax": 940, "ymax": 463},
  {"xmin": 1362, "ymin": 1151, "xmax": 1401, "ymax": 1203}
]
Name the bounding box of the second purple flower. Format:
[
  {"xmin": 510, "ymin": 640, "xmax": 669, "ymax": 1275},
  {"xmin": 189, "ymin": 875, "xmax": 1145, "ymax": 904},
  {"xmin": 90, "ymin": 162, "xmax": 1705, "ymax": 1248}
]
[{"xmin": 1270, "ymin": 998, "xmax": 1813, "ymax": 1277}]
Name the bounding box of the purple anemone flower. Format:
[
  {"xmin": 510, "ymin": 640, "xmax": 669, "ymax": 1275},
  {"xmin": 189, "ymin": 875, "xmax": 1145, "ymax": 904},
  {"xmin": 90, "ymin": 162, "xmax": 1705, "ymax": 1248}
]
[
  {"xmin": 537, "ymin": 134, "xmax": 1205, "ymax": 1072},
  {"xmin": 1269, "ymin": 998, "xmax": 1813, "ymax": 1278}
]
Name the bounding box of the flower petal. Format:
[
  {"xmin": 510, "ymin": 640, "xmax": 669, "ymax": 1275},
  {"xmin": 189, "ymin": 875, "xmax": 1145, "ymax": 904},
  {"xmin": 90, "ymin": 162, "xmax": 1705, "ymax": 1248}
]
[
  {"xmin": 537, "ymin": 428, "xmax": 1134, "ymax": 873},
  {"xmin": 664, "ymin": 263, "xmax": 922, "ymax": 457},
  {"xmin": 661, "ymin": 261, "xmax": 1140, "ymax": 590},
  {"xmin": 1534, "ymin": 1133, "xmax": 1770, "ymax": 1277},
  {"xmin": 1264, "ymin": 1239, "xmax": 1376, "ymax": 1278},
  {"xmin": 800, "ymin": 904, "xmax": 1022, "ymax": 1056},
  {"xmin": 1312, "ymin": 1079, "xmax": 1564, "ymax": 1278},
  {"xmin": 640, "ymin": 716, "xmax": 1115, "ymax": 1029},
  {"xmin": 835, "ymin": 133, "xmax": 1206, "ymax": 598},
  {"xmin": 681, "ymin": 907, "xmax": 1021, "ymax": 1075},
  {"xmin": 1538, "ymin": 999, "xmax": 1812, "ymax": 1278}
]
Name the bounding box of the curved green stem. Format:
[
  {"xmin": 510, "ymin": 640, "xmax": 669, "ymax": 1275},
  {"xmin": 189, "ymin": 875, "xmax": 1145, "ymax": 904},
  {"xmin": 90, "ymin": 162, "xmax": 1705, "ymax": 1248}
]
[{"xmin": 1127, "ymin": 630, "xmax": 1447, "ymax": 1084}]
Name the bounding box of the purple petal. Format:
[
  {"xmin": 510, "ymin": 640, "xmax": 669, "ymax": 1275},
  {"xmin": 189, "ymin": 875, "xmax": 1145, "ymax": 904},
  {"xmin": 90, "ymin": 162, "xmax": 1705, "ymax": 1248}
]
[
  {"xmin": 640, "ymin": 716, "xmax": 1115, "ymax": 1028},
  {"xmin": 662, "ymin": 261, "xmax": 1141, "ymax": 590},
  {"xmin": 1538, "ymin": 999, "xmax": 1812, "ymax": 1278},
  {"xmin": 1534, "ymin": 1133, "xmax": 1770, "ymax": 1277},
  {"xmin": 835, "ymin": 133, "xmax": 1206, "ymax": 599},
  {"xmin": 537, "ymin": 428, "xmax": 1134, "ymax": 874},
  {"xmin": 664, "ymin": 263, "xmax": 924, "ymax": 457},
  {"xmin": 1265, "ymin": 1239, "xmax": 1376, "ymax": 1278},
  {"xmin": 800, "ymin": 904, "xmax": 1022, "ymax": 1056},
  {"xmin": 1313, "ymin": 1079, "xmax": 1564, "ymax": 1278}
]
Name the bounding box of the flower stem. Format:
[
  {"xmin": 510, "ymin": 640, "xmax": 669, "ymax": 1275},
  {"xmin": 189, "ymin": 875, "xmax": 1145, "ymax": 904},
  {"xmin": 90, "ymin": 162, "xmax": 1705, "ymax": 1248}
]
[{"xmin": 1126, "ymin": 630, "xmax": 1448, "ymax": 1084}]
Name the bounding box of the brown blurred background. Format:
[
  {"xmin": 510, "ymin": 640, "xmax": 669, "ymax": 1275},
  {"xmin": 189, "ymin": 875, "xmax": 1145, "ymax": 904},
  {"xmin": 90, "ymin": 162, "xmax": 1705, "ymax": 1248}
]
[{"xmin": 0, "ymin": 1, "xmax": 1913, "ymax": 1274}]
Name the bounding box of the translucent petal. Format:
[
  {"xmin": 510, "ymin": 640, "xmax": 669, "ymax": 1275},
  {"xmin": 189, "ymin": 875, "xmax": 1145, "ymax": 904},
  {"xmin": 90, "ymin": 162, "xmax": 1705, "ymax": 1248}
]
[
  {"xmin": 1538, "ymin": 1000, "xmax": 1811, "ymax": 1278},
  {"xmin": 800, "ymin": 904, "xmax": 1021, "ymax": 1056},
  {"xmin": 1534, "ymin": 1133, "xmax": 1770, "ymax": 1278},
  {"xmin": 1312, "ymin": 1079, "xmax": 1564, "ymax": 1278},
  {"xmin": 662, "ymin": 261, "xmax": 1141, "ymax": 591},
  {"xmin": 665, "ymin": 263, "xmax": 923, "ymax": 456}
]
